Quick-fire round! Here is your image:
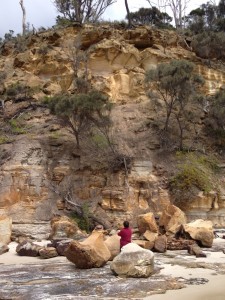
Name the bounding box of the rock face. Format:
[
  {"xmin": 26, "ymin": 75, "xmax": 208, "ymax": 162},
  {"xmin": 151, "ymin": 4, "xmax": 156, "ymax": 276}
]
[
  {"xmin": 0, "ymin": 24, "xmax": 225, "ymax": 237},
  {"xmin": 110, "ymin": 243, "xmax": 154, "ymax": 278},
  {"xmin": 65, "ymin": 231, "xmax": 111, "ymax": 268}
]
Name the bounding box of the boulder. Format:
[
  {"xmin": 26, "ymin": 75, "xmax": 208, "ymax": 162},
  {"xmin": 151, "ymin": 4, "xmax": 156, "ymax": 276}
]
[
  {"xmin": 65, "ymin": 231, "xmax": 111, "ymax": 268},
  {"xmin": 104, "ymin": 234, "xmax": 120, "ymax": 260},
  {"xmin": 143, "ymin": 230, "xmax": 158, "ymax": 242},
  {"xmin": 49, "ymin": 215, "xmax": 87, "ymax": 240},
  {"xmin": 154, "ymin": 235, "xmax": 167, "ymax": 253},
  {"xmin": 39, "ymin": 247, "xmax": 58, "ymax": 259},
  {"xmin": 137, "ymin": 212, "xmax": 158, "ymax": 234},
  {"xmin": 159, "ymin": 205, "xmax": 187, "ymax": 234},
  {"xmin": 183, "ymin": 219, "xmax": 214, "ymax": 247},
  {"xmin": 0, "ymin": 243, "xmax": 9, "ymax": 255},
  {"xmin": 187, "ymin": 244, "xmax": 207, "ymax": 257},
  {"xmin": 16, "ymin": 241, "xmax": 42, "ymax": 257},
  {"xmin": 0, "ymin": 216, "xmax": 12, "ymax": 244},
  {"xmin": 133, "ymin": 239, "xmax": 154, "ymax": 250},
  {"xmin": 167, "ymin": 238, "xmax": 196, "ymax": 250},
  {"xmin": 51, "ymin": 239, "xmax": 73, "ymax": 256},
  {"xmin": 110, "ymin": 243, "xmax": 154, "ymax": 278}
]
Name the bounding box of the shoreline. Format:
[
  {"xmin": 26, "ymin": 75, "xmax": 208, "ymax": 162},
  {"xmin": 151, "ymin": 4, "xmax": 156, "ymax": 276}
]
[
  {"xmin": 146, "ymin": 274, "xmax": 225, "ymax": 300},
  {"xmin": 1, "ymin": 239, "xmax": 225, "ymax": 299}
]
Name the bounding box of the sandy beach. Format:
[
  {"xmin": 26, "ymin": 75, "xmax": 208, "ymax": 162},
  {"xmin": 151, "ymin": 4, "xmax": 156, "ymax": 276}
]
[
  {"xmin": 1, "ymin": 239, "xmax": 225, "ymax": 299},
  {"xmin": 146, "ymin": 237, "xmax": 225, "ymax": 300},
  {"xmin": 0, "ymin": 241, "xmax": 65, "ymax": 265}
]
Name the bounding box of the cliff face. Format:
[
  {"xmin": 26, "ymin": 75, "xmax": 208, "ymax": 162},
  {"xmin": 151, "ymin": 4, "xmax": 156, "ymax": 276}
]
[{"xmin": 1, "ymin": 25, "xmax": 225, "ymax": 233}]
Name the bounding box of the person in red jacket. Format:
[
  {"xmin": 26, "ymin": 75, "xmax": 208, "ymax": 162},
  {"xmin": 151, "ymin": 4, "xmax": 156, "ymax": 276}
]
[{"xmin": 117, "ymin": 220, "xmax": 132, "ymax": 250}]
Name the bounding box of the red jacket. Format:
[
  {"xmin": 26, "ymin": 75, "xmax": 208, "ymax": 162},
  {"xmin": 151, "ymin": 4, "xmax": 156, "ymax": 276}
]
[{"xmin": 118, "ymin": 227, "xmax": 132, "ymax": 248}]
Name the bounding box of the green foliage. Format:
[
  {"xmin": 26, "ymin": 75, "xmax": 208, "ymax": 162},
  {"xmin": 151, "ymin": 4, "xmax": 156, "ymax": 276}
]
[
  {"xmin": 44, "ymin": 90, "xmax": 112, "ymax": 148},
  {"xmin": 55, "ymin": 16, "xmax": 76, "ymax": 27},
  {"xmin": 205, "ymin": 90, "xmax": 225, "ymax": 148},
  {"xmin": 70, "ymin": 202, "xmax": 90, "ymax": 232},
  {"xmin": 37, "ymin": 44, "xmax": 52, "ymax": 56},
  {"xmin": 91, "ymin": 133, "xmax": 109, "ymax": 149},
  {"xmin": 146, "ymin": 59, "xmax": 204, "ymax": 150},
  {"xmin": 0, "ymin": 135, "xmax": 11, "ymax": 144},
  {"xmin": 128, "ymin": 7, "xmax": 172, "ymax": 28},
  {"xmin": 170, "ymin": 152, "xmax": 219, "ymax": 208},
  {"xmin": 5, "ymin": 82, "xmax": 38, "ymax": 101},
  {"xmin": 53, "ymin": 0, "xmax": 116, "ymax": 23},
  {"xmin": 8, "ymin": 118, "xmax": 27, "ymax": 135},
  {"xmin": 191, "ymin": 31, "xmax": 225, "ymax": 60}
]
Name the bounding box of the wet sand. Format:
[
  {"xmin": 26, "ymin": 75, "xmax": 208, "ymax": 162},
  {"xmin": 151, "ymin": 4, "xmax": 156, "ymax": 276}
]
[
  {"xmin": 146, "ymin": 238, "xmax": 225, "ymax": 300},
  {"xmin": 146, "ymin": 274, "xmax": 225, "ymax": 300},
  {"xmin": 1, "ymin": 240, "xmax": 225, "ymax": 299}
]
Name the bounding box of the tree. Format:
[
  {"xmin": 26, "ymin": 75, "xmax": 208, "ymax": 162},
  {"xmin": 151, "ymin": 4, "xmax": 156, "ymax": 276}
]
[
  {"xmin": 205, "ymin": 89, "xmax": 225, "ymax": 147},
  {"xmin": 146, "ymin": 59, "xmax": 204, "ymax": 149},
  {"xmin": 191, "ymin": 31, "xmax": 225, "ymax": 60},
  {"xmin": 53, "ymin": 0, "xmax": 116, "ymax": 23},
  {"xmin": 128, "ymin": 7, "xmax": 172, "ymax": 27},
  {"xmin": 19, "ymin": 0, "xmax": 26, "ymax": 35},
  {"xmin": 44, "ymin": 90, "xmax": 111, "ymax": 149},
  {"xmin": 147, "ymin": 0, "xmax": 189, "ymax": 29}
]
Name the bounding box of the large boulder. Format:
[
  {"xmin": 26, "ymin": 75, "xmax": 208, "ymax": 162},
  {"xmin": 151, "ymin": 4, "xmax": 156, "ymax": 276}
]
[
  {"xmin": 137, "ymin": 212, "xmax": 158, "ymax": 234},
  {"xmin": 104, "ymin": 234, "xmax": 120, "ymax": 260},
  {"xmin": 183, "ymin": 219, "xmax": 214, "ymax": 247},
  {"xmin": 159, "ymin": 205, "xmax": 187, "ymax": 234},
  {"xmin": 154, "ymin": 235, "xmax": 167, "ymax": 253},
  {"xmin": 65, "ymin": 231, "xmax": 111, "ymax": 268},
  {"xmin": 0, "ymin": 216, "xmax": 12, "ymax": 244},
  {"xmin": 49, "ymin": 215, "xmax": 87, "ymax": 240},
  {"xmin": 110, "ymin": 243, "xmax": 154, "ymax": 278}
]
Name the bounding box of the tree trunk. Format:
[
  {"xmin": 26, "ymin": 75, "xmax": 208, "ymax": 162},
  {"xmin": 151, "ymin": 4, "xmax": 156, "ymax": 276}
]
[
  {"xmin": 19, "ymin": 0, "xmax": 26, "ymax": 35},
  {"xmin": 124, "ymin": 0, "xmax": 132, "ymax": 28}
]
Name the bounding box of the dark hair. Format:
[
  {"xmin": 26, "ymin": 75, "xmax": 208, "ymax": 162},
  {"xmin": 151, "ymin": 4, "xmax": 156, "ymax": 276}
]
[{"xmin": 123, "ymin": 221, "xmax": 129, "ymax": 228}]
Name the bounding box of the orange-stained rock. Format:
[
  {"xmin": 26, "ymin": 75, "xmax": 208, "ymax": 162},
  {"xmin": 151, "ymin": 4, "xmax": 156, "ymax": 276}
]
[
  {"xmin": 159, "ymin": 205, "xmax": 187, "ymax": 235},
  {"xmin": 104, "ymin": 234, "xmax": 120, "ymax": 260},
  {"xmin": 137, "ymin": 212, "xmax": 158, "ymax": 234},
  {"xmin": 65, "ymin": 231, "xmax": 111, "ymax": 268},
  {"xmin": 49, "ymin": 215, "xmax": 87, "ymax": 240},
  {"xmin": 183, "ymin": 219, "xmax": 214, "ymax": 248}
]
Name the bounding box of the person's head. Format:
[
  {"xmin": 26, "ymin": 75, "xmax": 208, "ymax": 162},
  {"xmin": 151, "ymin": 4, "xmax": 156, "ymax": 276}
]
[{"xmin": 123, "ymin": 220, "xmax": 129, "ymax": 228}]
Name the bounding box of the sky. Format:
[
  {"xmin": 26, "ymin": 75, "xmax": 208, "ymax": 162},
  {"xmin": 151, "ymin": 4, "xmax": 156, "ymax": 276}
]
[{"xmin": 0, "ymin": 0, "xmax": 219, "ymax": 38}]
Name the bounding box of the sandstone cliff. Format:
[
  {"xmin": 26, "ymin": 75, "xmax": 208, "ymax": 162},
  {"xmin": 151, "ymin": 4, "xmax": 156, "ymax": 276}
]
[{"xmin": 0, "ymin": 24, "xmax": 225, "ymax": 236}]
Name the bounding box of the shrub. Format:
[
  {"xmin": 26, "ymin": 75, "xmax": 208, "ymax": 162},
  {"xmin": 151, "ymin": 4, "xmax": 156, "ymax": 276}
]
[
  {"xmin": 70, "ymin": 202, "xmax": 91, "ymax": 232},
  {"xmin": 169, "ymin": 152, "xmax": 219, "ymax": 208},
  {"xmin": 8, "ymin": 118, "xmax": 27, "ymax": 134}
]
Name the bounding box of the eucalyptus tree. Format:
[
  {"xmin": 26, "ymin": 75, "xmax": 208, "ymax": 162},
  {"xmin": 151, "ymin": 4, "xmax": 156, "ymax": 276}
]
[
  {"xmin": 146, "ymin": 59, "xmax": 204, "ymax": 149},
  {"xmin": 19, "ymin": 0, "xmax": 26, "ymax": 35},
  {"xmin": 146, "ymin": 0, "xmax": 190, "ymax": 28},
  {"xmin": 53, "ymin": 0, "xmax": 116, "ymax": 23}
]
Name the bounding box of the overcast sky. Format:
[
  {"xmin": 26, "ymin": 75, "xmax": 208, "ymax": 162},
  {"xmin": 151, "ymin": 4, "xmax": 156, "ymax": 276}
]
[{"xmin": 0, "ymin": 0, "xmax": 218, "ymax": 38}]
